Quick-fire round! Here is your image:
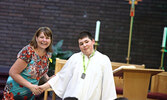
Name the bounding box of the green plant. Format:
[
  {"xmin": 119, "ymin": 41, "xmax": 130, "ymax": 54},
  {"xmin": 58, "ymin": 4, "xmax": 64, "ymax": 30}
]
[{"xmin": 49, "ymin": 40, "xmax": 73, "ymax": 70}]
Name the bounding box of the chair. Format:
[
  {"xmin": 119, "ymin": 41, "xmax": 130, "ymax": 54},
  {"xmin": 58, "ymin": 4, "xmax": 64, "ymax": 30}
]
[
  {"xmin": 44, "ymin": 58, "xmax": 67, "ymax": 100},
  {"xmin": 147, "ymin": 72, "xmax": 167, "ymax": 100}
]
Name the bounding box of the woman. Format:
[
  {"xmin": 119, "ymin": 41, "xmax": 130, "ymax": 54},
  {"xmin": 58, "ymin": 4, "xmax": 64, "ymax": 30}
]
[{"xmin": 3, "ymin": 27, "xmax": 53, "ymax": 100}]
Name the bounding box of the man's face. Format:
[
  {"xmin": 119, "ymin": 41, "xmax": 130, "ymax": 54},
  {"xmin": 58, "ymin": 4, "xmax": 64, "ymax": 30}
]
[{"xmin": 78, "ymin": 37, "xmax": 95, "ymax": 57}]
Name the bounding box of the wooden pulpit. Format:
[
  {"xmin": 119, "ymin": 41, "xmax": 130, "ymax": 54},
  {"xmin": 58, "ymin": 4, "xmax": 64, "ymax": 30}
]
[{"xmin": 113, "ymin": 67, "xmax": 164, "ymax": 100}]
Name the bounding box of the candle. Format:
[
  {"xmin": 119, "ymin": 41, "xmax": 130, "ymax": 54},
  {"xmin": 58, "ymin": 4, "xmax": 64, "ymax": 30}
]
[
  {"xmin": 95, "ymin": 20, "xmax": 101, "ymax": 41},
  {"xmin": 162, "ymin": 27, "xmax": 167, "ymax": 47}
]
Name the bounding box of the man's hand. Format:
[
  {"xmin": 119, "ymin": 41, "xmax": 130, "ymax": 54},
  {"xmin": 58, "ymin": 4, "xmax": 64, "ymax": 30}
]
[
  {"xmin": 30, "ymin": 84, "xmax": 43, "ymax": 95},
  {"xmin": 39, "ymin": 82, "xmax": 51, "ymax": 91}
]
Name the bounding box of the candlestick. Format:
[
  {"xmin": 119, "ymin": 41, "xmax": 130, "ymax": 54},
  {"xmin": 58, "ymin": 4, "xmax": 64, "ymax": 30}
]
[
  {"xmin": 160, "ymin": 47, "xmax": 165, "ymax": 70},
  {"xmin": 94, "ymin": 41, "xmax": 98, "ymax": 50},
  {"xmin": 162, "ymin": 27, "xmax": 167, "ymax": 47},
  {"xmin": 95, "ymin": 21, "xmax": 100, "ymax": 41}
]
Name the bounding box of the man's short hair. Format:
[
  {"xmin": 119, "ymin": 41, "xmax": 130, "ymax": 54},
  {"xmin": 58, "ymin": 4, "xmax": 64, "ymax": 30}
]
[{"xmin": 77, "ymin": 31, "xmax": 94, "ymax": 40}]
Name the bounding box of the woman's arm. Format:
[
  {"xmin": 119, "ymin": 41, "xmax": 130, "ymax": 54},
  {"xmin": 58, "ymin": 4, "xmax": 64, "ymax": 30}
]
[{"xmin": 9, "ymin": 58, "xmax": 42, "ymax": 95}]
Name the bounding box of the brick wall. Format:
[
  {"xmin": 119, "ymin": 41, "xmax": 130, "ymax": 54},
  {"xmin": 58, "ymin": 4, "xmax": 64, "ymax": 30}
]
[{"xmin": 0, "ymin": 0, "xmax": 167, "ymax": 70}]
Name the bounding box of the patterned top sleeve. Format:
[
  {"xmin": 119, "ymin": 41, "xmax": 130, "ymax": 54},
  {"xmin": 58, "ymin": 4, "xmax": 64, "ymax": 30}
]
[{"xmin": 17, "ymin": 45, "xmax": 33, "ymax": 63}]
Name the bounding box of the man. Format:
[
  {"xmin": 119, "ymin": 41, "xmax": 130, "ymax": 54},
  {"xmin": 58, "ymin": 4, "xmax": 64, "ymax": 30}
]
[{"xmin": 40, "ymin": 31, "xmax": 117, "ymax": 100}]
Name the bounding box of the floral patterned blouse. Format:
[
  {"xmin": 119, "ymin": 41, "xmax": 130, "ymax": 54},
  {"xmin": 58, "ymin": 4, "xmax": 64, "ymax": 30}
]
[{"xmin": 3, "ymin": 44, "xmax": 51, "ymax": 100}]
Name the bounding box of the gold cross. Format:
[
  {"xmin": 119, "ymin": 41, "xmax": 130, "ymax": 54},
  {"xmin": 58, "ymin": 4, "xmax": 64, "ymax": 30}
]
[{"xmin": 125, "ymin": 0, "xmax": 142, "ymax": 5}]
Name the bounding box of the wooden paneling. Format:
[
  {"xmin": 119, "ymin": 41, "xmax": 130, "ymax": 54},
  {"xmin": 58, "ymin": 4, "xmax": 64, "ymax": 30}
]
[{"xmin": 151, "ymin": 72, "xmax": 167, "ymax": 94}]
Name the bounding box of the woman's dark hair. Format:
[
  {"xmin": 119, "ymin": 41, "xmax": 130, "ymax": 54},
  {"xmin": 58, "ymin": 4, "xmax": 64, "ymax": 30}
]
[{"xmin": 30, "ymin": 27, "xmax": 53, "ymax": 52}]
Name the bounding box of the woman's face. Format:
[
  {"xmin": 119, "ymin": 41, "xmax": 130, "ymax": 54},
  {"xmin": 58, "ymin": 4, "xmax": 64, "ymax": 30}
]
[{"xmin": 36, "ymin": 32, "xmax": 51, "ymax": 50}]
